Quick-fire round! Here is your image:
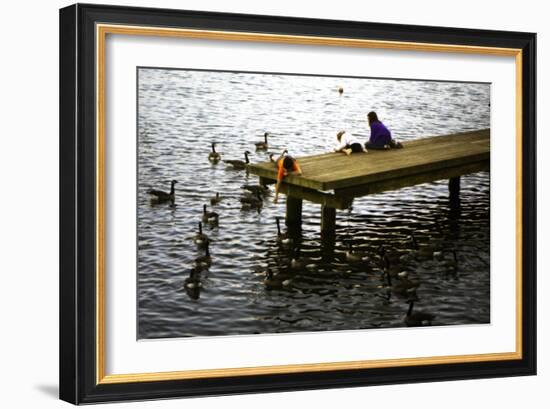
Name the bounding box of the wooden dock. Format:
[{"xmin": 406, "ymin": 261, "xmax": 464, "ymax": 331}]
[{"xmin": 248, "ymin": 129, "xmax": 490, "ymax": 235}]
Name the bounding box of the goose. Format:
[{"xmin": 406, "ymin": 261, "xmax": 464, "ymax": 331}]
[
  {"xmin": 184, "ymin": 285, "xmax": 201, "ymax": 300},
  {"xmin": 437, "ymin": 250, "xmax": 458, "ymax": 275},
  {"xmin": 264, "ymin": 269, "xmax": 292, "ymax": 290},
  {"xmin": 183, "ymin": 266, "xmax": 203, "ymax": 290},
  {"xmin": 194, "ymin": 241, "xmax": 212, "ymax": 269},
  {"xmin": 240, "ymin": 191, "xmax": 263, "ymax": 209},
  {"xmin": 375, "ymin": 286, "xmax": 392, "ymax": 302},
  {"xmin": 410, "ymin": 233, "xmax": 438, "ymax": 259},
  {"xmin": 398, "ymin": 249, "xmax": 416, "ymax": 265},
  {"xmin": 379, "ymin": 245, "xmax": 415, "ymax": 265},
  {"xmin": 338, "ymin": 86, "xmax": 344, "ymax": 95},
  {"xmin": 202, "ymin": 204, "xmax": 219, "ymax": 223},
  {"xmin": 224, "ymin": 151, "xmax": 251, "ymax": 170},
  {"xmin": 193, "ymin": 222, "xmax": 210, "ymax": 247},
  {"xmin": 269, "ymin": 153, "xmax": 276, "ymax": 163},
  {"xmin": 289, "ymin": 247, "xmax": 318, "ymax": 271},
  {"xmin": 381, "ymin": 254, "xmax": 404, "ymax": 278},
  {"xmin": 397, "ymin": 270, "xmax": 421, "ymax": 287},
  {"xmin": 210, "ymin": 192, "xmax": 222, "ymax": 206},
  {"xmin": 292, "ymin": 247, "xmax": 319, "ymax": 271},
  {"xmin": 433, "ymin": 250, "xmax": 444, "ymax": 261},
  {"xmin": 346, "ymin": 243, "xmax": 369, "ymax": 263},
  {"xmin": 147, "ymin": 180, "xmax": 177, "ymax": 203},
  {"xmin": 275, "ymin": 217, "xmax": 293, "ymax": 246},
  {"xmin": 404, "ymin": 300, "xmax": 435, "ymax": 327},
  {"xmin": 442, "ymin": 250, "xmax": 458, "ymax": 267},
  {"xmin": 290, "ymin": 247, "xmax": 305, "ymax": 270},
  {"xmin": 242, "ymin": 184, "xmax": 269, "ymax": 196},
  {"xmin": 447, "ymin": 250, "xmax": 458, "ymax": 270},
  {"xmin": 379, "ymin": 245, "xmax": 401, "ymax": 265},
  {"xmin": 208, "ymin": 142, "xmax": 221, "ymax": 162},
  {"xmin": 383, "ymin": 269, "xmax": 420, "ymax": 298},
  {"xmin": 255, "ymin": 132, "xmax": 270, "ymax": 150}
]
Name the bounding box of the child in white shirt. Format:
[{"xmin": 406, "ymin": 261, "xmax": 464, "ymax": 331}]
[{"xmin": 334, "ymin": 130, "xmax": 368, "ymax": 156}]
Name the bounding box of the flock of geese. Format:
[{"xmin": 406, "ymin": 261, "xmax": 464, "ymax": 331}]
[
  {"xmin": 147, "ymin": 132, "xmax": 276, "ymax": 299},
  {"xmin": 147, "ymin": 125, "xmax": 459, "ymax": 327},
  {"xmin": 207, "ymin": 132, "xmax": 272, "ymax": 170},
  {"xmin": 376, "ymin": 234, "xmax": 459, "ymax": 327},
  {"xmin": 261, "ymin": 227, "xmax": 458, "ymax": 327}
]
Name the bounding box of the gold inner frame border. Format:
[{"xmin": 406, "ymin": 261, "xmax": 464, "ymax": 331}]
[{"xmin": 95, "ymin": 23, "xmax": 523, "ymax": 385}]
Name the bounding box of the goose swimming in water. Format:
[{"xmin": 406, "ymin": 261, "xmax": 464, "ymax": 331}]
[
  {"xmin": 381, "ymin": 253, "xmax": 405, "ymax": 278},
  {"xmin": 447, "ymin": 250, "xmax": 459, "ymax": 271},
  {"xmin": 240, "ymin": 191, "xmax": 263, "ymax": 209},
  {"xmin": 255, "ymin": 132, "xmax": 270, "ymax": 150},
  {"xmin": 441, "ymin": 250, "xmax": 458, "ymax": 267},
  {"xmin": 291, "ymin": 247, "xmax": 318, "ymax": 271},
  {"xmin": 384, "ymin": 269, "xmax": 420, "ymax": 298},
  {"xmin": 396, "ymin": 270, "xmax": 421, "ymax": 290},
  {"xmin": 224, "ymin": 151, "xmax": 251, "ymax": 170},
  {"xmin": 202, "ymin": 204, "xmax": 219, "ymax": 223},
  {"xmin": 242, "ymin": 184, "xmax": 269, "ymax": 196},
  {"xmin": 410, "ymin": 233, "xmax": 439, "ymax": 259},
  {"xmin": 346, "ymin": 243, "xmax": 369, "ymax": 263},
  {"xmin": 435, "ymin": 250, "xmax": 458, "ymax": 275},
  {"xmin": 275, "ymin": 217, "xmax": 293, "ymax": 246},
  {"xmin": 404, "ymin": 300, "xmax": 435, "ymax": 327},
  {"xmin": 194, "ymin": 241, "xmax": 212, "ymax": 269},
  {"xmin": 208, "ymin": 142, "xmax": 221, "ymax": 162},
  {"xmin": 193, "ymin": 222, "xmax": 209, "ymax": 247},
  {"xmin": 147, "ymin": 180, "xmax": 177, "ymax": 203},
  {"xmin": 379, "ymin": 245, "xmax": 403, "ymax": 266},
  {"xmin": 183, "ymin": 266, "xmax": 203, "ymax": 290},
  {"xmin": 263, "ymin": 269, "xmax": 292, "ymax": 290},
  {"xmin": 378, "ymin": 244, "xmax": 414, "ymax": 266},
  {"xmin": 210, "ymin": 192, "xmax": 222, "ymax": 206},
  {"xmin": 290, "ymin": 247, "xmax": 305, "ymax": 270}
]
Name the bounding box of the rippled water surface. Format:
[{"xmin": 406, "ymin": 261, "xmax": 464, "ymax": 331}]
[{"xmin": 137, "ymin": 68, "xmax": 490, "ymax": 339}]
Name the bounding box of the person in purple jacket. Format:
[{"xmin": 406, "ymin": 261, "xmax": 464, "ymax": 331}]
[{"xmin": 364, "ymin": 111, "xmax": 393, "ymax": 150}]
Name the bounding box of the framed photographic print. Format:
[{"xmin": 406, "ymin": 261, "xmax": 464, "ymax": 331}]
[{"xmin": 59, "ymin": 3, "xmax": 536, "ymax": 404}]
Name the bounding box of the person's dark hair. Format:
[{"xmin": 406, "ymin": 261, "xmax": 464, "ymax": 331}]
[
  {"xmin": 282, "ymin": 156, "xmax": 294, "ymax": 171},
  {"xmin": 367, "ymin": 111, "xmax": 379, "ymax": 126}
]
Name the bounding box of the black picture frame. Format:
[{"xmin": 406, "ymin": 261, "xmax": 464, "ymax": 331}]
[{"xmin": 59, "ymin": 3, "xmax": 536, "ymax": 404}]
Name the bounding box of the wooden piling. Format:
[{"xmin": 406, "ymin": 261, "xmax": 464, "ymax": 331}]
[
  {"xmin": 286, "ymin": 196, "xmax": 303, "ymax": 228},
  {"xmin": 320, "ymin": 205, "xmax": 337, "ymax": 251},
  {"xmin": 321, "ymin": 205, "xmax": 336, "ymax": 234},
  {"xmin": 449, "ymin": 176, "xmax": 460, "ymax": 204}
]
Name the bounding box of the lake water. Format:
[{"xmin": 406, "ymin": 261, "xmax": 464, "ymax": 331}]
[{"xmin": 137, "ymin": 68, "xmax": 490, "ymax": 339}]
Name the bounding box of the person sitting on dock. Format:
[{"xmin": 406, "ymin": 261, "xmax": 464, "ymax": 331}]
[
  {"xmin": 364, "ymin": 111, "xmax": 393, "ymax": 150},
  {"xmin": 334, "ymin": 130, "xmax": 367, "ymax": 155},
  {"xmin": 274, "ymin": 150, "xmax": 302, "ymax": 204}
]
